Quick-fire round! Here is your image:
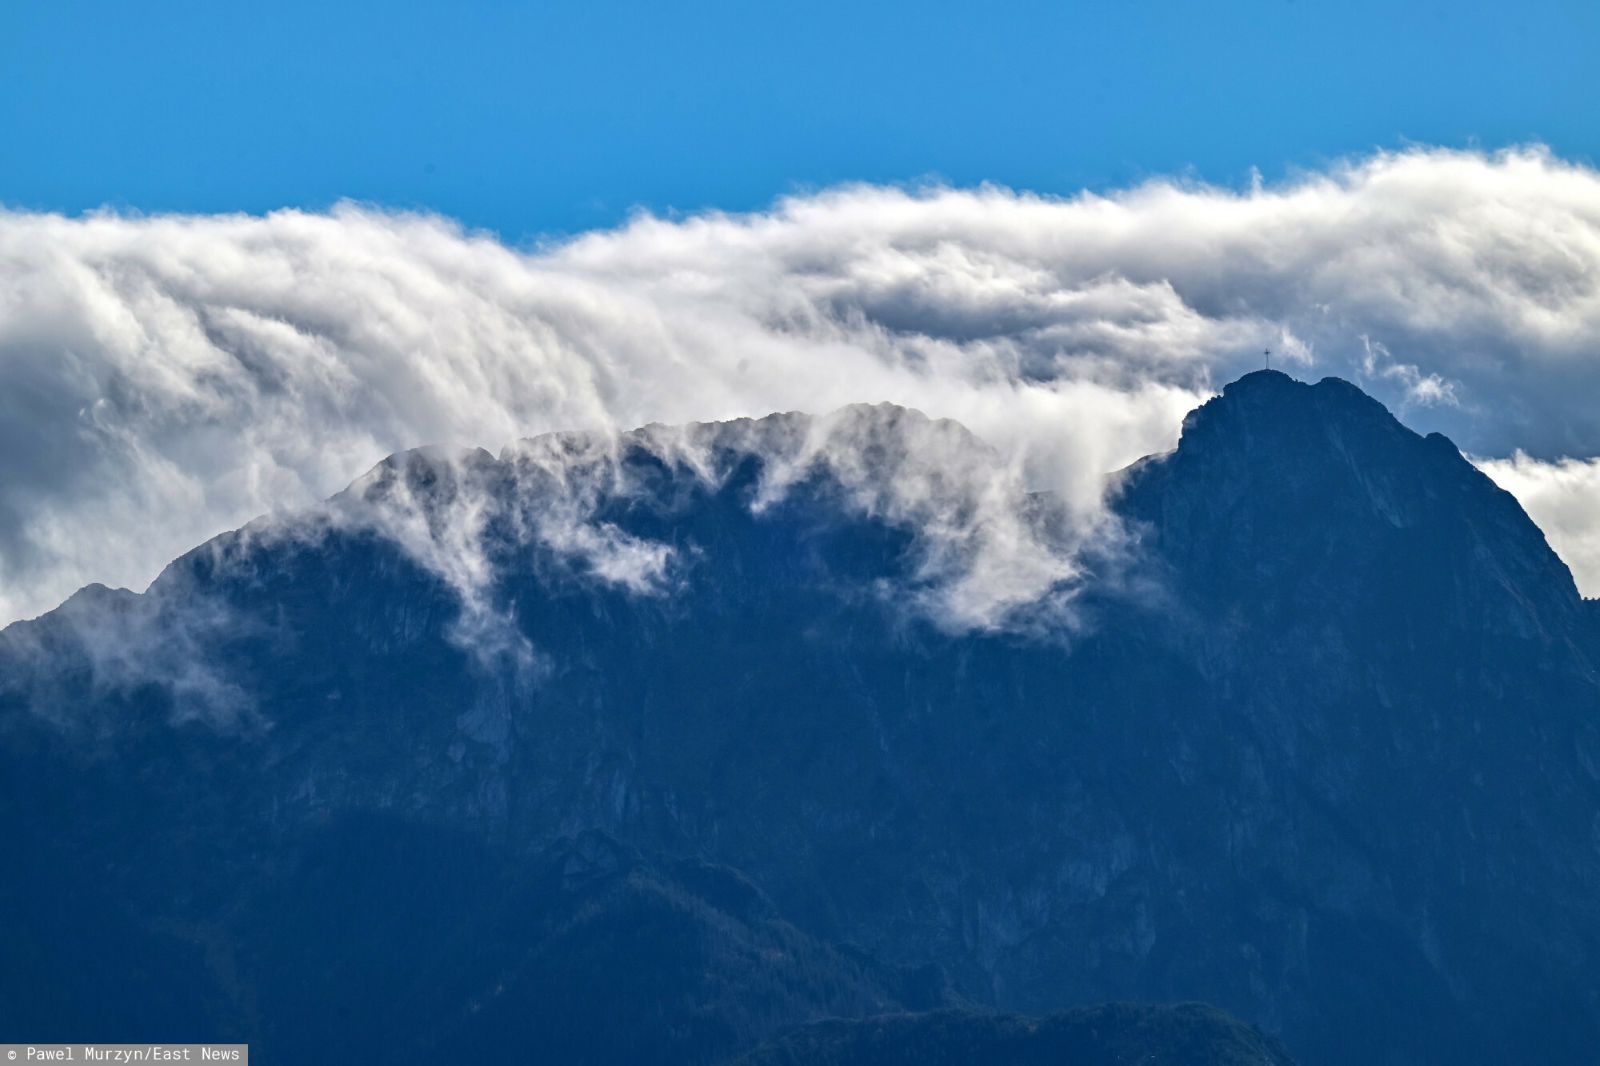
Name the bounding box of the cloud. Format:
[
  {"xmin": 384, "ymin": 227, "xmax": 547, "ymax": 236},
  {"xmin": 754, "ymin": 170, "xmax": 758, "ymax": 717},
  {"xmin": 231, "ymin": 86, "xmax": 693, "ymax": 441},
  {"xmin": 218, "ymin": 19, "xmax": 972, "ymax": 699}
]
[
  {"xmin": 316, "ymin": 404, "xmax": 1077, "ymax": 648},
  {"xmin": 6, "ymin": 145, "xmax": 1600, "ymax": 625},
  {"xmin": 1478, "ymin": 454, "xmax": 1600, "ymax": 599},
  {"xmin": 1360, "ymin": 336, "xmax": 1459, "ymax": 409},
  {"xmin": 0, "ymin": 580, "xmax": 259, "ymax": 735},
  {"xmin": 734, "ymin": 404, "xmax": 1080, "ymax": 630}
]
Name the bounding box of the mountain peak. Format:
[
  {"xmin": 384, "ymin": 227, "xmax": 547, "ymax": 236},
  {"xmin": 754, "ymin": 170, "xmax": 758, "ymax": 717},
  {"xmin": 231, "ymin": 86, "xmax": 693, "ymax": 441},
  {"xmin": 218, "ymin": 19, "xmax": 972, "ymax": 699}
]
[
  {"xmin": 1183, "ymin": 371, "xmax": 1403, "ymax": 454},
  {"xmin": 1222, "ymin": 366, "xmax": 1298, "ymax": 390},
  {"xmin": 1117, "ymin": 370, "xmax": 1585, "ymax": 644}
]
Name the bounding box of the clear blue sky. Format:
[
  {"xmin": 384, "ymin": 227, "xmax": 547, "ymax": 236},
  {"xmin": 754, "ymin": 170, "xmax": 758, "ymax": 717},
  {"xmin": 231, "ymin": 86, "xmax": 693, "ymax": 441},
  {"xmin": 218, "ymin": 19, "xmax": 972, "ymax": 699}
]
[{"xmin": 2, "ymin": 0, "xmax": 1596, "ymax": 242}]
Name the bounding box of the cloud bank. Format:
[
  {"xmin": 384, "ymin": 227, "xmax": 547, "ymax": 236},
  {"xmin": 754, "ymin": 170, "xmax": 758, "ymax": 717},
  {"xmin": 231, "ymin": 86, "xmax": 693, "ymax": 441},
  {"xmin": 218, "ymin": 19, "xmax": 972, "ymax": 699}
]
[{"xmin": 5, "ymin": 145, "xmax": 1600, "ymax": 625}]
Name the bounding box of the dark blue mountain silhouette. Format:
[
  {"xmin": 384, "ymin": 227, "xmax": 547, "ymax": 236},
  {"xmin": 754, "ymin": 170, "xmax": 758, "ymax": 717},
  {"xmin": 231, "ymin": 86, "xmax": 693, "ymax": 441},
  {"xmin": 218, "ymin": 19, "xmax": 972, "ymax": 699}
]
[{"xmin": 4, "ymin": 371, "xmax": 1597, "ymax": 1064}]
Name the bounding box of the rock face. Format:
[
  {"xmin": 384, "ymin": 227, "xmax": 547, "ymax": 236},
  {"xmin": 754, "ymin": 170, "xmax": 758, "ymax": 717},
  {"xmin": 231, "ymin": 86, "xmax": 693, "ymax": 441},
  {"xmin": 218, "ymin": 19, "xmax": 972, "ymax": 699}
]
[{"xmin": 3, "ymin": 372, "xmax": 1597, "ymax": 1064}]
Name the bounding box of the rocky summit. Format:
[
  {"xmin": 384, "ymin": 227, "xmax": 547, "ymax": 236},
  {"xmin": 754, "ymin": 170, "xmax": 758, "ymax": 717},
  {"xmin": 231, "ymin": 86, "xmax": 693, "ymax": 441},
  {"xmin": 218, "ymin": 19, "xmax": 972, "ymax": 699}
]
[{"xmin": 4, "ymin": 371, "xmax": 1598, "ymax": 1064}]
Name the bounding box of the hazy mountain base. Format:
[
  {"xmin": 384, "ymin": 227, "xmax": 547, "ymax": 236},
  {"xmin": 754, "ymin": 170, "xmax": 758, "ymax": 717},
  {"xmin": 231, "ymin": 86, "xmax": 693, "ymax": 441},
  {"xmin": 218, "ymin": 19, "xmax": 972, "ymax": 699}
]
[
  {"xmin": 734, "ymin": 1003, "xmax": 1296, "ymax": 1066},
  {"xmin": 1, "ymin": 804, "xmax": 1280, "ymax": 1065},
  {"xmin": 4, "ymin": 372, "xmax": 1598, "ymax": 1064}
]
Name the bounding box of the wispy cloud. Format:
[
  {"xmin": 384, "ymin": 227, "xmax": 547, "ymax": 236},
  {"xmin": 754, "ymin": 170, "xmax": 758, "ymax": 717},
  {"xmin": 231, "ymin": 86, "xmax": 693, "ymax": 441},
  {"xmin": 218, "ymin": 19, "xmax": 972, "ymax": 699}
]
[{"xmin": 319, "ymin": 405, "xmax": 1079, "ymax": 645}]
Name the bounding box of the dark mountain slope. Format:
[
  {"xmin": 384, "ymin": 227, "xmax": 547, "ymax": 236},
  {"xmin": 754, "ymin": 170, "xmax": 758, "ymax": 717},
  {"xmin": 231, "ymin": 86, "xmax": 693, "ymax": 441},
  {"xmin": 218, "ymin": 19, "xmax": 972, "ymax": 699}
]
[
  {"xmin": 1109, "ymin": 373, "xmax": 1600, "ymax": 1061},
  {"xmin": 241, "ymin": 823, "xmax": 956, "ymax": 1065},
  {"xmin": 733, "ymin": 1003, "xmax": 1295, "ymax": 1066},
  {"xmin": 2, "ymin": 376, "xmax": 1598, "ymax": 1063},
  {"xmin": 1117, "ymin": 370, "xmax": 1590, "ymax": 647}
]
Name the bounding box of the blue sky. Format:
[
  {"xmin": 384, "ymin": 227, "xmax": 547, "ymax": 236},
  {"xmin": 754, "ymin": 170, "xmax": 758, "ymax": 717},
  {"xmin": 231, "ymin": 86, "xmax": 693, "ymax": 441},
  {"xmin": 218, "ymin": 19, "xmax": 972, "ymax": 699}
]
[{"xmin": 3, "ymin": 0, "xmax": 1597, "ymax": 241}]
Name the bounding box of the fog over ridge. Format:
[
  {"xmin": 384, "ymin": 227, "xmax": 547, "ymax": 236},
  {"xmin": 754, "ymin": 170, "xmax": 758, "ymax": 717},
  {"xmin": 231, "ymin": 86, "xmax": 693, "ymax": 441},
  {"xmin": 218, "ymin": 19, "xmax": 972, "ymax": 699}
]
[{"xmin": 6, "ymin": 144, "xmax": 1600, "ymax": 625}]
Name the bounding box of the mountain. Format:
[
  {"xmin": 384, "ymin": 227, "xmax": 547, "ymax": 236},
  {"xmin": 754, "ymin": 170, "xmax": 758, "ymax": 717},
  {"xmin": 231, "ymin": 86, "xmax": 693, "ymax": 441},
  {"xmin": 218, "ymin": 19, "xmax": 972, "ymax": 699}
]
[
  {"xmin": 3, "ymin": 372, "xmax": 1597, "ymax": 1064},
  {"xmin": 732, "ymin": 1003, "xmax": 1297, "ymax": 1066}
]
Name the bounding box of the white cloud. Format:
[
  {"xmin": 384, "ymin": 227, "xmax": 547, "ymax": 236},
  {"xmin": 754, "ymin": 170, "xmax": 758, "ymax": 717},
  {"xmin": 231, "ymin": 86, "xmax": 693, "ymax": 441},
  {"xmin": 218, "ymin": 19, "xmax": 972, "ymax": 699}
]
[
  {"xmin": 310, "ymin": 405, "xmax": 1079, "ymax": 647},
  {"xmin": 6, "ymin": 145, "xmax": 1600, "ymax": 624},
  {"xmin": 1360, "ymin": 336, "xmax": 1460, "ymax": 409},
  {"xmin": 1478, "ymin": 454, "xmax": 1600, "ymax": 599}
]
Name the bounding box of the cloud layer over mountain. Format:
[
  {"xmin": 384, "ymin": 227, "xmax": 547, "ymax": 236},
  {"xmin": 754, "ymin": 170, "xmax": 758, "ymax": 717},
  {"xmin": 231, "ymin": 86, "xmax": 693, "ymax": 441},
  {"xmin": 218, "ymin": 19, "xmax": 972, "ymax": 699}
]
[{"xmin": 4, "ymin": 145, "xmax": 1600, "ymax": 625}]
